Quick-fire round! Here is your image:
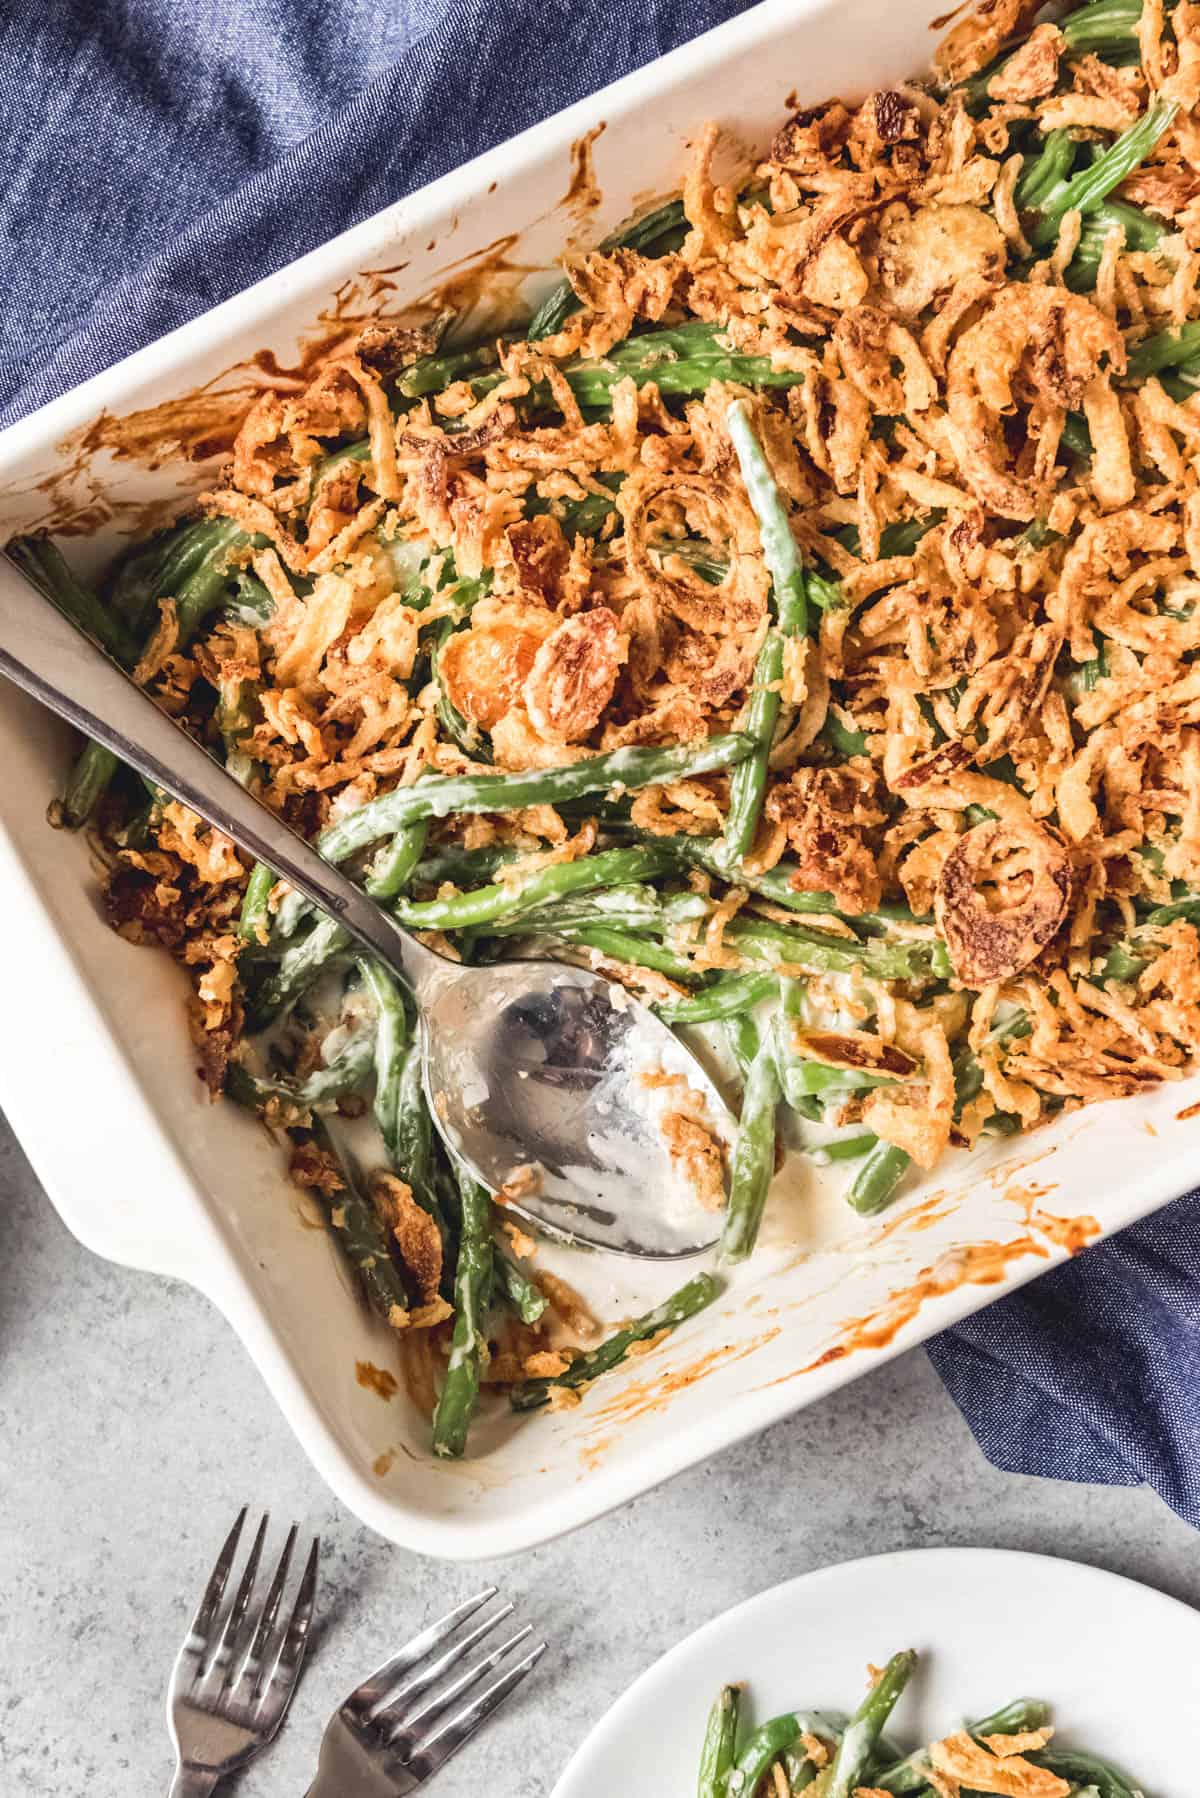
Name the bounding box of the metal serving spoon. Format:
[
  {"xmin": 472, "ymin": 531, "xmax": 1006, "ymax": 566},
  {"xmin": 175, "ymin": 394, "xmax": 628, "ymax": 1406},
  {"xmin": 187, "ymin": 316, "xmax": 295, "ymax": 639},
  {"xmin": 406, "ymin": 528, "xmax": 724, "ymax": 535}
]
[{"xmin": 0, "ymin": 559, "xmax": 734, "ymax": 1257}]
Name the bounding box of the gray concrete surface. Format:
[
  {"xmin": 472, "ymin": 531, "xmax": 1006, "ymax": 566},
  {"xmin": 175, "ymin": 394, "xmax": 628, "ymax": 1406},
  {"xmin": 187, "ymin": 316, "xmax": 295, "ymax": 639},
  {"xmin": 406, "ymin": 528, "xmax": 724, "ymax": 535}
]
[{"xmin": 2, "ymin": 1108, "xmax": 1197, "ymax": 1796}]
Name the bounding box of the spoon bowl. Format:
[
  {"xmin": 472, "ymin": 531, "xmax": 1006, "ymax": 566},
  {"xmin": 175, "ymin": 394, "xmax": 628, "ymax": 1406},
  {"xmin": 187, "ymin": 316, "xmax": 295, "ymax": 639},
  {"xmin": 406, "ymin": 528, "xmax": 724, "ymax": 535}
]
[{"xmin": 420, "ymin": 958, "xmax": 731, "ymax": 1256}]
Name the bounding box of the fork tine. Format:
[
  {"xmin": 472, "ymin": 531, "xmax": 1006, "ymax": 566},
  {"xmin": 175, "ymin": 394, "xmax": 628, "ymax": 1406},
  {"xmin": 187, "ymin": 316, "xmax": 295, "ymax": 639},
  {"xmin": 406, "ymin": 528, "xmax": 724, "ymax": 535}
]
[
  {"xmin": 187, "ymin": 1508, "xmax": 247, "ymax": 1654},
  {"xmin": 243, "ymin": 1522, "xmax": 297, "ymax": 1681},
  {"xmin": 370, "ymin": 1602, "xmax": 515, "ymax": 1724},
  {"xmin": 341, "ymin": 1587, "xmax": 498, "ymax": 1720},
  {"xmin": 256, "ymin": 1535, "xmax": 319, "ymax": 1728},
  {"xmin": 389, "ymin": 1625, "xmax": 533, "ymax": 1747},
  {"xmin": 403, "ymin": 1640, "xmax": 547, "ymax": 1782},
  {"xmin": 210, "ymin": 1513, "xmax": 268, "ymax": 1682}
]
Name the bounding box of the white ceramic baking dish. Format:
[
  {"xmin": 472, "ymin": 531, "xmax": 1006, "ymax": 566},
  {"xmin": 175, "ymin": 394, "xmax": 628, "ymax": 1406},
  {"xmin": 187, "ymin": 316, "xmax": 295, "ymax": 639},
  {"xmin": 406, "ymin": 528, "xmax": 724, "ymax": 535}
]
[{"xmin": 3, "ymin": 0, "xmax": 1198, "ymax": 1561}]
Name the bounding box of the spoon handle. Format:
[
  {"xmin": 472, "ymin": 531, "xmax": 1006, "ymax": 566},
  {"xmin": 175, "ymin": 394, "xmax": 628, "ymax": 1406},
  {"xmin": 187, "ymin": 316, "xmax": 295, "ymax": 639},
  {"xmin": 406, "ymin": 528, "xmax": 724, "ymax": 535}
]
[{"xmin": 0, "ymin": 557, "xmax": 443, "ymax": 995}]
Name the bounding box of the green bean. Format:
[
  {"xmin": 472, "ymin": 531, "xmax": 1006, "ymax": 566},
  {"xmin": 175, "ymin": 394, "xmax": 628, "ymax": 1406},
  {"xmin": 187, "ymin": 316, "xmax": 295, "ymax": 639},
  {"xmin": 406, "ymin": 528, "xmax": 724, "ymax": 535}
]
[
  {"xmin": 1031, "ymin": 1750, "xmax": 1140, "ymax": 1798},
  {"xmin": 245, "ymin": 913, "xmax": 352, "ymax": 1029},
  {"xmin": 510, "ymin": 1271, "xmax": 720, "ymax": 1410},
  {"xmin": 727, "ymin": 917, "xmax": 944, "ymax": 982},
  {"xmin": 494, "ymin": 1249, "xmax": 548, "ymax": 1325},
  {"xmin": 725, "ymin": 1012, "xmax": 761, "ymax": 1079},
  {"xmin": 846, "ymin": 1141, "xmax": 912, "ymax": 1216},
  {"xmin": 1076, "ymin": 197, "xmax": 1165, "ymax": 255},
  {"xmin": 724, "ymin": 400, "xmax": 809, "ymax": 860},
  {"xmin": 1015, "ymin": 130, "xmax": 1076, "ymax": 211},
  {"xmin": 872, "ymin": 1696, "xmax": 1050, "ymax": 1793},
  {"xmin": 809, "ymin": 1132, "xmax": 877, "ymax": 1164},
  {"xmin": 727, "ymin": 1717, "xmax": 805, "ymax": 1796},
  {"xmin": 365, "ymin": 819, "xmax": 430, "ymax": 900},
  {"xmin": 804, "ymin": 566, "xmax": 843, "ymax": 610},
  {"xmin": 471, "ymin": 323, "xmax": 804, "ymax": 412},
  {"xmin": 555, "ymin": 479, "xmax": 625, "ymax": 539},
  {"xmin": 698, "ymin": 1685, "xmax": 740, "ymax": 1798},
  {"xmin": 412, "ymin": 842, "xmax": 527, "ymax": 888},
  {"xmin": 834, "ymin": 515, "xmax": 938, "ymax": 563},
  {"xmin": 140, "ymin": 517, "xmax": 250, "ymax": 645},
  {"xmin": 392, "ymin": 1036, "xmax": 445, "ymax": 1242},
  {"xmin": 1029, "ymin": 100, "xmax": 1179, "ymax": 247},
  {"xmin": 390, "ymin": 844, "xmax": 672, "ymax": 932},
  {"xmin": 61, "ymin": 741, "xmax": 121, "ymax": 828},
  {"xmin": 357, "ymin": 959, "xmax": 410, "ymax": 1164},
  {"xmin": 863, "ymin": 1690, "xmax": 1050, "ymax": 1790},
  {"xmin": 238, "ymin": 862, "xmax": 276, "ymax": 943},
  {"xmin": 318, "ymin": 733, "xmax": 754, "ymax": 863},
  {"xmin": 433, "ymin": 1168, "xmax": 496, "ymax": 1457},
  {"xmin": 1144, "ymin": 891, "xmax": 1200, "ymax": 924},
  {"xmin": 560, "ymin": 924, "xmax": 702, "ymax": 980},
  {"xmin": 311, "ymin": 1121, "xmax": 409, "ymax": 1325},
  {"xmin": 108, "ymin": 529, "xmax": 181, "ymax": 631},
  {"xmin": 228, "ymin": 568, "xmax": 276, "ymax": 622},
  {"xmin": 1125, "ymin": 317, "xmax": 1200, "ymax": 381},
  {"xmin": 970, "ymin": 1700, "xmax": 1052, "ymax": 1737},
  {"xmin": 822, "ymin": 709, "xmax": 869, "ymax": 758},
  {"xmin": 719, "ymin": 1032, "xmax": 781, "ymax": 1264},
  {"xmin": 648, "ymin": 832, "xmax": 840, "ymax": 914},
  {"xmin": 395, "ymin": 340, "xmax": 502, "ymax": 399},
  {"xmin": 951, "ymin": 1013, "xmax": 1031, "ymax": 1117},
  {"xmin": 657, "ymin": 971, "xmax": 779, "ymax": 1023},
  {"xmin": 824, "ymin": 1651, "xmax": 916, "ymax": 1798},
  {"xmin": 484, "ymin": 882, "xmax": 667, "ymax": 939},
  {"xmin": 1060, "ymin": 412, "xmax": 1094, "ymax": 461},
  {"xmin": 10, "ymin": 537, "xmax": 141, "ymax": 666},
  {"xmin": 1062, "ymin": 0, "xmax": 1142, "ymax": 54},
  {"xmin": 528, "ymin": 198, "xmax": 688, "ymax": 341}
]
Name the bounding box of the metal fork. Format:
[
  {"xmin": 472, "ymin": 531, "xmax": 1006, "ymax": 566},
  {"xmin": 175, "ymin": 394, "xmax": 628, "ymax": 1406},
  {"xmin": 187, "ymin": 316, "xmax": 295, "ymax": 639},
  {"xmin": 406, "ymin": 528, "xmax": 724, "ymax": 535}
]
[
  {"xmin": 307, "ymin": 1586, "xmax": 546, "ymax": 1796},
  {"xmin": 166, "ymin": 1507, "xmax": 320, "ymax": 1796}
]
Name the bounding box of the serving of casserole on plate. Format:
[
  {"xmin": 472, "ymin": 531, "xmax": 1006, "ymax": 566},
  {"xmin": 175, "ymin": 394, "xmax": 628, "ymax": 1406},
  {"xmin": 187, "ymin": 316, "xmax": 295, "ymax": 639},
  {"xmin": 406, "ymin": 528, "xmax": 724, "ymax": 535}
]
[{"xmin": 4, "ymin": 0, "xmax": 1200, "ymax": 1556}]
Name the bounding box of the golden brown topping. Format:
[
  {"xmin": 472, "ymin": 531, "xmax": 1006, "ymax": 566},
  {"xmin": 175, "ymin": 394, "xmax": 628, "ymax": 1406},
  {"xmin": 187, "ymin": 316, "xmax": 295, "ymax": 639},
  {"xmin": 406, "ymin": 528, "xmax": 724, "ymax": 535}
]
[
  {"xmin": 987, "ymin": 23, "xmax": 1064, "ymax": 101},
  {"xmin": 764, "ymin": 765, "xmax": 885, "ymax": 914},
  {"xmin": 873, "ymin": 202, "xmax": 1006, "ymax": 319},
  {"xmin": 792, "ymin": 1030, "xmax": 919, "ymax": 1078},
  {"xmin": 523, "ymin": 607, "xmax": 628, "ymax": 744},
  {"xmin": 936, "ymin": 821, "xmax": 1072, "ymax": 988},
  {"xmin": 928, "ymin": 1731, "xmax": 1070, "ymax": 1797},
  {"xmin": 439, "ymin": 606, "xmax": 556, "ymax": 731}
]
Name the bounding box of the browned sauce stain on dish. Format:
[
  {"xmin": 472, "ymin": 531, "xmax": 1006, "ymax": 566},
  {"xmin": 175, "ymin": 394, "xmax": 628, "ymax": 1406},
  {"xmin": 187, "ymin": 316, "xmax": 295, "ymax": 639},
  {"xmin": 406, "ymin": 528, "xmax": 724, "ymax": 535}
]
[
  {"xmin": 984, "ymin": 1141, "xmax": 1057, "ymax": 1189},
  {"xmin": 760, "ymin": 1236, "xmax": 1054, "ymax": 1386},
  {"xmin": 1, "ymin": 438, "xmax": 194, "ymax": 542},
  {"xmin": 562, "ymin": 123, "xmax": 605, "ymax": 216},
  {"xmin": 35, "ymin": 236, "xmax": 529, "ymax": 533},
  {"xmin": 78, "ymin": 389, "xmax": 264, "ymax": 470},
  {"xmin": 930, "ymin": 1, "xmax": 969, "ymax": 27},
  {"xmin": 356, "ymin": 1360, "xmax": 398, "ymax": 1401},
  {"xmin": 1007, "ymin": 1180, "xmax": 1100, "ymax": 1256},
  {"xmin": 868, "ymin": 1186, "xmax": 954, "ymax": 1246},
  {"xmin": 373, "ymin": 1449, "xmax": 396, "ymax": 1477},
  {"xmin": 576, "ymin": 1328, "xmax": 782, "ymax": 1468},
  {"xmin": 1176, "ymin": 1098, "xmax": 1200, "ymax": 1120}
]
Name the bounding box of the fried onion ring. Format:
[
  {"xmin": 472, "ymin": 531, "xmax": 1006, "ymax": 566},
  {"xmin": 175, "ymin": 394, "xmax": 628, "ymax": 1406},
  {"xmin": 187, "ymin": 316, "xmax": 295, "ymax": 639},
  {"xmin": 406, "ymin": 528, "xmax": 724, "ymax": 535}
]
[{"xmin": 935, "ymin": 819, "xmax": 1071, "ymax": 987}]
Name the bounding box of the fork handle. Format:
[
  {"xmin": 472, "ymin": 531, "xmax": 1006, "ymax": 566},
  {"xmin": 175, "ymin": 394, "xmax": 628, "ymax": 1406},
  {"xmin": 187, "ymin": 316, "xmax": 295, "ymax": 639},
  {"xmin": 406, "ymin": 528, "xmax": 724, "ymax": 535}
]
[{"xmin": 167, "ymin": 1765, "xmax": 220, "ymax": 1797}]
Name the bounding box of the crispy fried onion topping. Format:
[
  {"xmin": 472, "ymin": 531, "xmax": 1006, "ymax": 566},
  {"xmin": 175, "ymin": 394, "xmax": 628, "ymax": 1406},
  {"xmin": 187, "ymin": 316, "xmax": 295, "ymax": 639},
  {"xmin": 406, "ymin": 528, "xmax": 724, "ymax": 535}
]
[{"xmin": 936, "ymin": 820, "xmax": 1072, "ymax": 988}]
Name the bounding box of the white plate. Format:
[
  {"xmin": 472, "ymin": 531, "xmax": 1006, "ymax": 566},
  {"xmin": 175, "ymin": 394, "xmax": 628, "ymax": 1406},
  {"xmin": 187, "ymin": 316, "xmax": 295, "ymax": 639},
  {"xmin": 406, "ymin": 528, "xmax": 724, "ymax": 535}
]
[{"xmin": 552, "ymin": 1548, "xmax": 1199, "ymax": 1795}]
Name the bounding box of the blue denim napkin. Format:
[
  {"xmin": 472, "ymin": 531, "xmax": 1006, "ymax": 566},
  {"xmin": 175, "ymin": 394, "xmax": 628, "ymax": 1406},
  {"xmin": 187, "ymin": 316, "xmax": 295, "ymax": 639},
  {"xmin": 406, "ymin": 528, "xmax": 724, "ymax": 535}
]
[{"xmin": 4, "ymin": 0, "xmax": 1199, "ymax": 1528}]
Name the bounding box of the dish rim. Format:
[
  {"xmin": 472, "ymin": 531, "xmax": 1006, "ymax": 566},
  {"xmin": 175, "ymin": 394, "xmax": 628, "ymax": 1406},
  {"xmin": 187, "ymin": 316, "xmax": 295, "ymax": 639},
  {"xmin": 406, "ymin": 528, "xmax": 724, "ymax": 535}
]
[{"xmin": 2, "ymin": 0, "xmax": 1199, "ymax": 1559}]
